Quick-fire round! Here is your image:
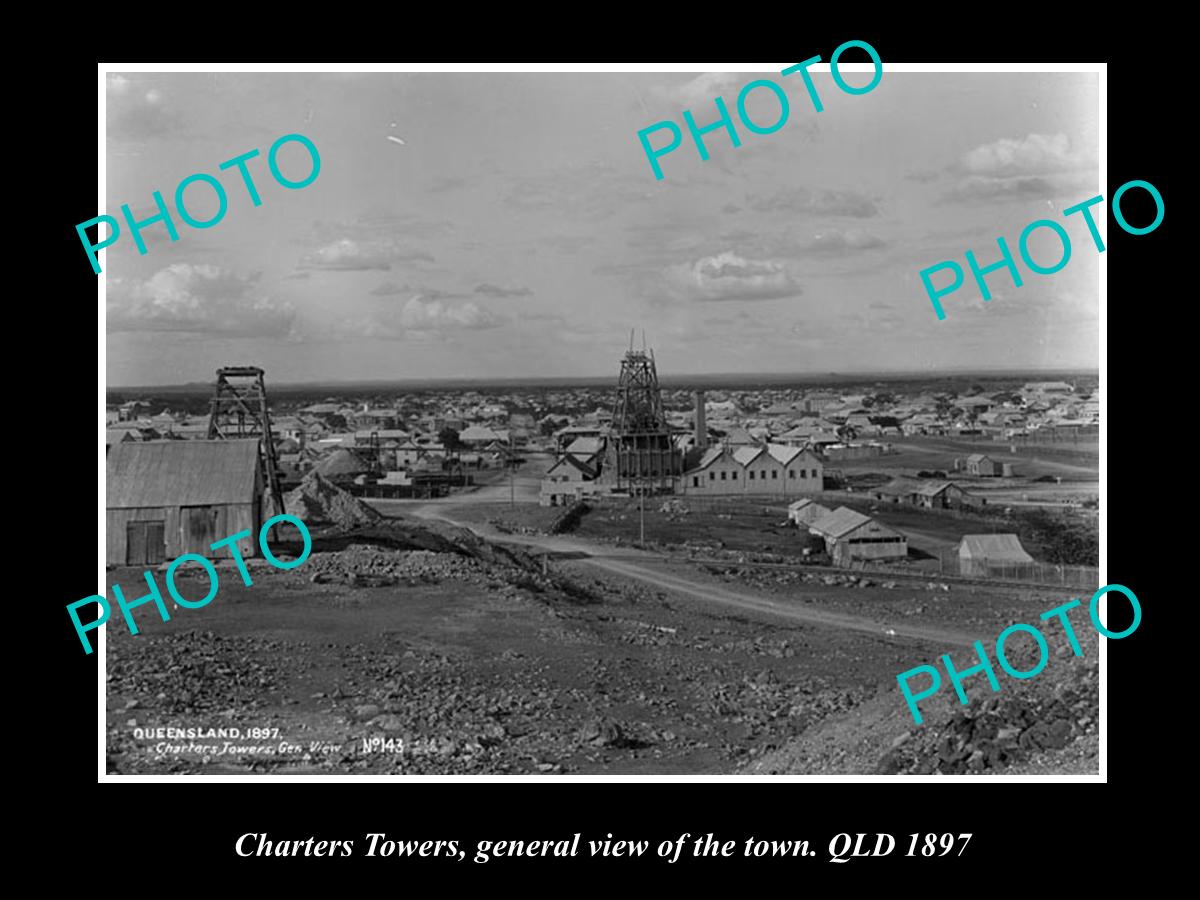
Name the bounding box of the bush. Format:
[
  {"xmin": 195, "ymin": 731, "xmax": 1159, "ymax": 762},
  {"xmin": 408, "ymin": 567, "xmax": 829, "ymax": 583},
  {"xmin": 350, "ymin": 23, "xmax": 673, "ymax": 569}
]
[
  {"xmin": 1017, "ymin": 508, "xmax": 1098, "ymax": 565},
  {"xmin": 549, "ymin": 501, "xmax": 591, "ymax": 535}
]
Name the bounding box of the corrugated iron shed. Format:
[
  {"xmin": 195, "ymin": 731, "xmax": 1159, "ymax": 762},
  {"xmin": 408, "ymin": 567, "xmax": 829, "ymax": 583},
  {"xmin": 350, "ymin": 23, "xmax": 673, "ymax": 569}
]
[
  {"xmin": 107, "ymin": 439, "xmax": 261, "ymax": 508},
  {"xmin": 808, "ymin": 506, "xmax": 873, "ymax": 538}
]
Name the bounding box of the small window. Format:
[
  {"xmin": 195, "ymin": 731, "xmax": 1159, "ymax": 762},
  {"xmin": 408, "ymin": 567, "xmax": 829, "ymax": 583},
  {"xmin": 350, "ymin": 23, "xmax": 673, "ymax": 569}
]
[
  {"xmin": 788, "ymin": 469, "xmax": 795, "ymax": 479},
  {"xmin": 732, "ymin": 470, "xmax": 738, "ymax": 479},
  {"xmin": 709, "ymin": 471, "xmax": 715, "ymax": 481},
  {"xmin": 772, "ymin": 470, "xmax": 778, "ymax": 479},
  {"xmin": 720, "ymin": 471, "xmax": 727, "ymax": 480},
  {"xmin": 693, "ymin": 476, "xmax": 699, "ymax": 487},
  {"xmin": 749, "ymin": 471, "xmax": 755, "ymax": 480}
]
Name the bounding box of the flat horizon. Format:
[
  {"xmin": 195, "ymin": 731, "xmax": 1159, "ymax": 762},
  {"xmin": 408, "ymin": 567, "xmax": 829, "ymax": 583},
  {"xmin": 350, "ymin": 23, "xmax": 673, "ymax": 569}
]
[{"xmin": 107, "ymin": 365, "xmax": 1099, "ymax": 394}]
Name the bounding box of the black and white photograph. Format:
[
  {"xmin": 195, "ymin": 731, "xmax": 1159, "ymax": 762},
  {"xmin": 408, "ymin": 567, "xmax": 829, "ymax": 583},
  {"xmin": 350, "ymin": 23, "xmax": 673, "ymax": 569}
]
[{"xmin": 97, "ymin": 63, "xmax": 1104, "ymax": 779}]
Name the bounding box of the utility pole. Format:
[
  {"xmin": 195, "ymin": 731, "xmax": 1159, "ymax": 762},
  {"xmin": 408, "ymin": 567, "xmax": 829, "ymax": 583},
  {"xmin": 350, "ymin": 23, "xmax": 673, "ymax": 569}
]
[
  {"xmin": 638, "ymin": 476, "xmax": 645, "ymax": 546},
  {"xmin": 509, "ymin": 435, "xmax": 515, "ymax": 507}
]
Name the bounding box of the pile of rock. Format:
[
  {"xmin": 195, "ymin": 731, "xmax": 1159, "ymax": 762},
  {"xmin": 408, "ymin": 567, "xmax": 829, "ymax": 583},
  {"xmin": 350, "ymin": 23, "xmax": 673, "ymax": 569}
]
[
  {"xmin": 284, "ymin": 471, "xmax": 383, "ymax": 530},
  {"xmin": 875, "ymin": 660, "xmax": 1099, "ymax": 775},
  {"xmin": 303, "ymin": 545, "xmax": 500, "ymax": 588}
]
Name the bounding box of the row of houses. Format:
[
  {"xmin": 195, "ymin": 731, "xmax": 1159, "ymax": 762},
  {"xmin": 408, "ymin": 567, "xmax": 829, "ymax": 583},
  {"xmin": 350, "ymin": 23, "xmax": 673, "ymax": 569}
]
[{"xmin": 872, "ymin": 477, "xmax": 987, "ymax": 509}]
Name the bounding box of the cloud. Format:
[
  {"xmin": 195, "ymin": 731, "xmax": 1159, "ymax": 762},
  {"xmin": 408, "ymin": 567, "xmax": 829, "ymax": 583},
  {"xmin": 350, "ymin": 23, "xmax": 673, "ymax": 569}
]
[
  {"xmin": 107, "ymin": 75, "xmax": 179, "ymax": 141},
  {"xmin": 650, "ymin": 72, "xmax": 745, "ymax": 107},
  {"xmin": 793, "ymin": 229, "xmax": 887, "ymax": 254},
  {"xmin": 746, "ymin": 188, "xmax": 879, "ymax": 217},
  {"xmin": 397, "ymin": 297, "xmax": 504, "ymax": 331},
  {"xmin": 317, "ymin": 211, "xmax": 455, "ymax": 240},
  {"xmin": 474, "ymin": 283, "xmax": 533, "ymax": 298},
  {"xmin": 940, "ymin": 175, "xmax": 1061, "ymax": 202},
  {"xmin": 503, "ymin": 162, "xmax": 666, "ymax": 221},
  {"xmin": 333, "ymin": 296, "xmax": 511, "ymax": 340},
  {"xmin": 107, "ymin": 264, "xmax": 296, "ymax": 336},
  {"xmin": 369, "ymin": 282, "xmax": 468, "ymax": 299},
  {"xmin": 426, "ymin": 176, "xmax": 470, "ymax": 194},
  {"xmin": 938, "ymin": 133, "xmax": 1097, "ymax": 204},
  {"xmin": 299, "ymin": 238, "xmax": 434, "ymax": 271},
  {"xmin": 337, "ymin": 296, "xmax": 509, "ymax": 341},
  {"xmin": 960, "ymin": 133, "xmax": 1086, "ymax": 178},
  {"xmin": 660, "ymin": 251, "xmax": 803, "ymax": 303}
]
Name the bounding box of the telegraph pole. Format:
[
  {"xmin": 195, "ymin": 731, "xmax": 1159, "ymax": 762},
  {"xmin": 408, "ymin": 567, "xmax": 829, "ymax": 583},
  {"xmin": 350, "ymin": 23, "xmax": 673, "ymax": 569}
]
[
  {"xmin": 638, "ymin": 476, "xmax": 645, "ymax": 546},
  {"xmin": 509, "ymin": 434, "xmax": 515, "ymax": 507}
]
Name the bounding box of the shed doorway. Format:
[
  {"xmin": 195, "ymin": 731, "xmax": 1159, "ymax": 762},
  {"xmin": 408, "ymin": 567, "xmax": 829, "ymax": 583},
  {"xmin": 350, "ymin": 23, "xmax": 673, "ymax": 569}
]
[
  {"xmin": 182, "ymin": 505, "xmax": 219, "ymax": 551},
  {"xmin": 126, "ymin": 521, "xmax": 166, "ymax": 565}
]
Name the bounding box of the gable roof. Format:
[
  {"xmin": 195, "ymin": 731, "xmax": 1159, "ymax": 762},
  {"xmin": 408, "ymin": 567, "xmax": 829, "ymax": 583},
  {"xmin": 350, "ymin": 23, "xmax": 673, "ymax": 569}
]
[
  {"xmin": 459, "ymin": 425, "xmax": 501, "ymax": 442},
  {"xmin": 107, "ymin": 439, "xmax": 260, "ymax": 508},
  {"xmin": 106, "ymin": 429, "xmax": 136, "ymax": 446},
  {"xmin": 566, "ymin": 436, "xmax": 604, "ymax": 457},
  {"xmin": 766, "ymin": 443, "xmax": 804, "ymax": 465},
  {"xmin": 959, "ymin": 534, "xmax": 1033, "ymax": 562},
  {"xmin": 732, "ymin": 445, "xmax": 764, "ymax": 466},
  {"xmin": 547, "ymin": 454, "xmax": 597, "ymax": 479},
  {"xmin": 688, "ymin": 446, "xmax": 728, "ymax": 473},
  {"xmin": 808, "ymin": 506, "xmax": 873, "ymax": 538}
]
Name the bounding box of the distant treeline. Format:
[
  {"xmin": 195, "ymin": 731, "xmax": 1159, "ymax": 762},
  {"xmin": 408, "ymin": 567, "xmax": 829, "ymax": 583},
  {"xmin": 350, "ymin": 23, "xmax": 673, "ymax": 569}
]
[{"xmin": 106, "ymin": 370, "xmax": 1100, "ymax": 412}]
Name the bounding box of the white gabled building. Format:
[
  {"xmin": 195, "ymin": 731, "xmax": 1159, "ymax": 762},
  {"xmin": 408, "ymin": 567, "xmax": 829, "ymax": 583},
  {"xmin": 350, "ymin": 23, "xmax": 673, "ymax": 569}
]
[{"xmin": 682, "ymin": 443, "xmax": 824, "ymax": 496}]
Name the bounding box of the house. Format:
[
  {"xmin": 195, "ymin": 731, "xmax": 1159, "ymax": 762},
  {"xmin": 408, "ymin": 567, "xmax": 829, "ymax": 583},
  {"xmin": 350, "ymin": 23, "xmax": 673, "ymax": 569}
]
[
  {"xmin": 807, "ymin": 506, "xmax": 908, "ymax": 566},
  {"xmin": 963, "ymin": 454, "xmax": 1009, "ymax": 477},
  {"xmin": 565, "ymin": 436, "xmax": 605, "ymax": 467},
  {"xmin": 540, "ymin": 454, "xmax": 599, "ymax": 506},
  {"xmin": 719, "ymin": 426, "xmax": 757, "ymax": 446},
  {"xmin": 554, "ymin": 425, "xmax": 604, "ymax": 453},
  {"xmin": 844, "ymin": 413, "xmax": 876, "ymax": 434},
  {"xmin": 912, "ymin": 480, "xmax": 981, "ymax": 509},
  {"xmin": 106, "ymin": 439, "xmax": 263, "ymax": 566},
  {"xmin": 958, "ymin": 534, "xmax": 1034, "ymax": 577},
  {"xmin": 788, "ymin": 498, "xmax": 832, "ymax": 526},
  {"xmin": 1023, "ymin": 381, "xmax": 1074, "ymax": 394},
  {"xmin": 355, "ymin": 408, "xmax": 403, "ymax": 430},
  {"xmin": 459, "ymin": 424, "xmax": 503, "ymax": 446},
  {"xmin": 873, "ymin": 477, "xmax": 981, "ymax": 509},
  {"xmin": 805, "ymin": 432, "xmax": 843, "ymax": 451},
  {"xmin": 955, "ymin": 396, "xmax": 996, "ymax": 415}
]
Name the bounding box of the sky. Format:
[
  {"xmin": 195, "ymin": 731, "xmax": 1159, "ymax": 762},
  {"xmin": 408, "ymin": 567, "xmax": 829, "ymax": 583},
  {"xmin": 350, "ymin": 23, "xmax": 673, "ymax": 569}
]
[{"xmin": 103, "ymin": 69, "xmax": 1101, "ymax": 387}]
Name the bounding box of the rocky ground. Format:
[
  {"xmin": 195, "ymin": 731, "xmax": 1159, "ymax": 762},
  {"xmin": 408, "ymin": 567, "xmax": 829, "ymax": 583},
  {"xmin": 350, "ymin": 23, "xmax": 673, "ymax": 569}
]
[
  {"xmin": 746, "ymin": 625, "xmax": 1100, "ymax": 776},
  {"xmin": 105, "ymin": 513, "xmax": 1099, "ymax": 777}
]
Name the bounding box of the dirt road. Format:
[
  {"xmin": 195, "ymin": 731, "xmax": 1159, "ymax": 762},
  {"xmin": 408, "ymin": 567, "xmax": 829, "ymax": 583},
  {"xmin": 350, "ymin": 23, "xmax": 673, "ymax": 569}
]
[{"xmin": 368, "ymin": 497, "xmax": 979, "ymax": 649}]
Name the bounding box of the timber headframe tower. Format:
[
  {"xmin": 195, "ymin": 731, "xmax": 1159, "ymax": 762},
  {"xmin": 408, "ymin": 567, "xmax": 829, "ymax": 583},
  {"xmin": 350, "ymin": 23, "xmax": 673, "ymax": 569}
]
[
  {"xmin": 606, "ymin": 336, "xmax": 682, "ymax": 492},
  {"xmin": 206, "ymin": 366, "xmax": 285, "ymax": 517}
]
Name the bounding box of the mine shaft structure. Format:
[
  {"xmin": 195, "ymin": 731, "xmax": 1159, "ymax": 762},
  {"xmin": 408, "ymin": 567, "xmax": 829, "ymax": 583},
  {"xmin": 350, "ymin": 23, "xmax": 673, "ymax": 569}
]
[
  {"xmin": 206, "ymin": 366, "xmax": 285, "ymax": 517},
  {"xmin": 606, "ymin": 337, "xmax": 682, "ymax": 493}
]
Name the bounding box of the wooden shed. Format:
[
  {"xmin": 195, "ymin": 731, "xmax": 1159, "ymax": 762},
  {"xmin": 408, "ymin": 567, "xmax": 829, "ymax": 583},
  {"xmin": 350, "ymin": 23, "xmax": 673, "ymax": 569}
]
[
  {"xmin": 106, "ymin": 439, "xmax": 263, "ymax": 566},
  {"xmin": 808, "ymin": 506, "xmax": 908, "ymax": 566}
]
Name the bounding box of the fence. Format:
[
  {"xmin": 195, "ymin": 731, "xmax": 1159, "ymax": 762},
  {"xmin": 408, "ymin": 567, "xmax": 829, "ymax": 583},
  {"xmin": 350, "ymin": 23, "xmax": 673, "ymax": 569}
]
[
  {"xmin": 949, "ymin": 428, "xmax": 1098, "ymax": 447},
  {"xmin": 662, "ymin": 552, "xmax": 1100, "ymax": 591},
  {"xmin": 925, "ymin": 546, "xmax": 1099, "ymax": 588}
]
